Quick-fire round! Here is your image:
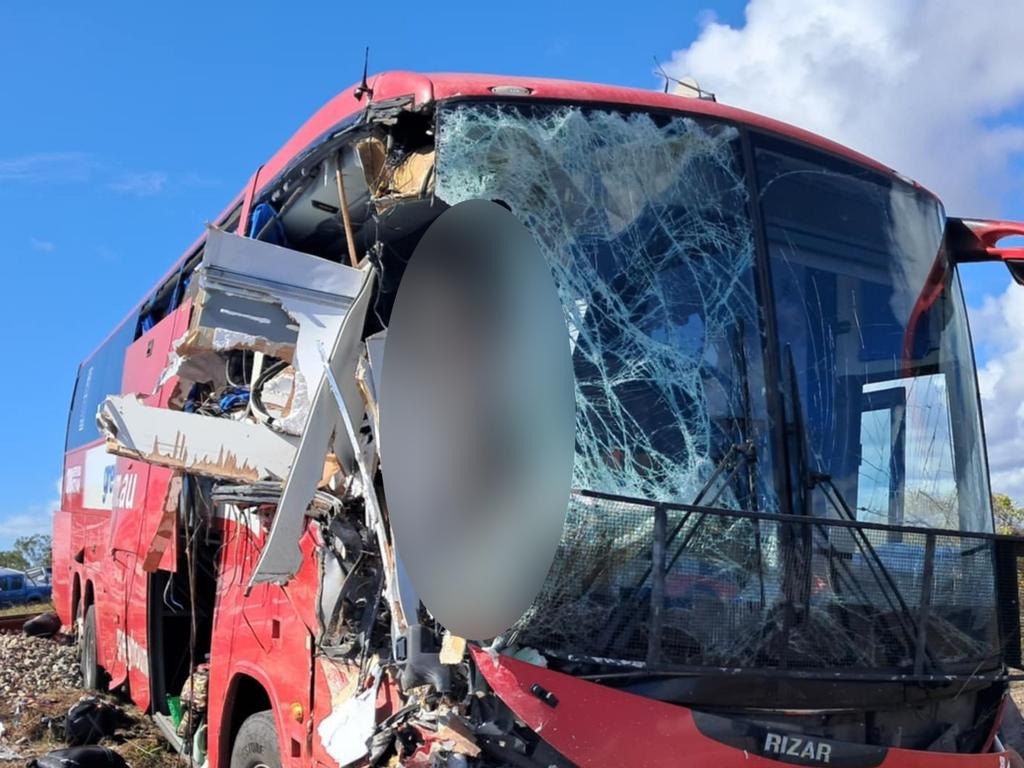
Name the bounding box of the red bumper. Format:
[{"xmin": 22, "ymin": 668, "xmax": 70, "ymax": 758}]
[{"xmin": 472, "ymin": 648, "xmax": 1010, "ymax": 768}]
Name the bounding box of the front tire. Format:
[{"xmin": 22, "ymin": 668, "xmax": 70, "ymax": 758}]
[
  {"xmin": 230, "ymin": 711, "xmax": 282, "ymax": 768},
  {"xmin": 79, "ymin": 605, "xmax": 100, "ymax": 690}
]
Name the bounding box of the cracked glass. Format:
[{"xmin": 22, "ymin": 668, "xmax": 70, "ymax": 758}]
[
  {"xmin": 431, "ymin": 102, "xmax": 998, "ymax": 675},
  {"xmin": 436, "ymin": 102, "xmax": 777, "ymax": 512}
]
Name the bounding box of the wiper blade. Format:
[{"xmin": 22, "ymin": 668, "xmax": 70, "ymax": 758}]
[
  {"xmin": 783, "ymin": 345, "xmax": 934, "ymax": 672},
  {"xmin": 810, "ymin": 470, "xmax": 935, "ymax": 669},
  {"xmin": 593, "ymin": 440, "xmax": 757, "ymax": 656}
]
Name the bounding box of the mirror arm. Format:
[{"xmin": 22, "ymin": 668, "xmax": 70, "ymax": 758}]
[{"xmin": 947, "ymin": 217, "xmax": 1024, "ymax": 285}]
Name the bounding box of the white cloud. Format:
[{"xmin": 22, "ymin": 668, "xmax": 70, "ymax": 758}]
[
  {"xmin": 0, "ymin": 479, "xmax": 61, "ymax": 548},
  {"xmin": 107, "ymin": 170, "xmax": 168, "ymax": 196},
  {"xmin": 0, "ymin": 152, "xmax": 94, "ymax": 184},
  {"xmin": 666, "ymin": 0, "xmax": 1024, "ymax": 215},
  {"xmin": 29, "ymin": 237, "xmax": 55, "ymax": 252},
  {"xmin": 970, "ymin": 285, "xmax": 1024, "ymax": 505},
  {"xmin": 0, "ymin": 512, "xmax": 54, "ymax": 542}
]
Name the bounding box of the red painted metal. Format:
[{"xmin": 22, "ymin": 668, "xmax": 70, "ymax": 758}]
[
  {"xmin": 472, "ymin": 648, "xmax": 1009, "ymax": 768},
  {"xmin": 953, "ymin": 217, "xmax": 1024, "ymax": 264}
]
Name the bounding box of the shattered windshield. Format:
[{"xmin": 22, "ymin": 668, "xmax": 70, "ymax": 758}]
[
  {"xmin": 436, "ymin": 101, "xmax": 777, "ymax": 512},
  {"xmin": 434, "ymin": 102, "xmax": 998, "ymax": 677}
]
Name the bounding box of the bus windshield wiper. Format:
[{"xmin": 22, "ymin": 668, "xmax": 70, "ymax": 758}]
[
  {"xmin": 593, "ymin": 439, "xmax": 757, "ymax": 656},
  {"xmin": 783, "ymin": 345, "xmax": 933, "ymax": 671},
  {"xmin": 594, "ymin": 323, "xmax": 764, "ymax": 660}
]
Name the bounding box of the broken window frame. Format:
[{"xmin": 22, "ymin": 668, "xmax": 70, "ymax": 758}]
[{"xmin": 136, "ymin": 200, "xmax": 245, "ymax": 340}]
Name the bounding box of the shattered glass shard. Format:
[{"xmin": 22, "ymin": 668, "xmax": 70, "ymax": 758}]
[{"xmin": 436, "ymin": 102, "xmax": 774, "ymax": 510}]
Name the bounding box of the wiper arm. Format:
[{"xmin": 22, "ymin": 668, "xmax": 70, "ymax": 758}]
[
  {"xmin": 809, "ymin": 470, "xmax": 935, "ymax": 670},
  {"xmin": 783, "ymin": 345, "xmax": 934, "ymax": 671},
  {"xmin": 594, "ymin": 440, "xmax": 757, "ymax": 655}
]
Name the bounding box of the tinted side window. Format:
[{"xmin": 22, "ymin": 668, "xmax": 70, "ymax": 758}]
[
  {"xmin": 9, "ymin": 576, "xmax": 23, "ymax": 591},
  {"xmin": 66, "ymin": 319, "xmax": 136, "ymax": 450}
]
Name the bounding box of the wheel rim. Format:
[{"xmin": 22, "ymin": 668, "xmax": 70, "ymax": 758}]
[{"xmin": 80, "ymin": 614, "xmax": 96, "ymax": 688}]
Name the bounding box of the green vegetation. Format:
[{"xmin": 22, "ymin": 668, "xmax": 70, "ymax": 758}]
[
  {"xmin": 0, "ymin": 533, "xmax": 52, "ymax": 571},
  {"xmin": 0, "ymin": 600, "xmax": 53, "ymax": 617},
  {"xmin": 995, "ymin": 493, "xmax": 1024, "ymax": 535}
]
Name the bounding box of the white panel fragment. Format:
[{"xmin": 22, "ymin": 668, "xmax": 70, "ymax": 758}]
[
  {"xmin": 316, "ymin": 666, "xmax": 381, "ymax": 766},
  {"xmin": 99, "ymin": 394, "xmax": 299, "ymax": 481}
]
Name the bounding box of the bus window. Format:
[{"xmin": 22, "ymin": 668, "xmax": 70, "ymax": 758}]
[{"xmin": 66, "ymin": 319, "xmax": 136, "ymax": 451}]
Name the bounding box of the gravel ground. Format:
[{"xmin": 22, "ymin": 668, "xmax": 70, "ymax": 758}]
[
  {"xmin": 0, "ymin": 629, "xmax": 80, "ymax": 699},
  {"xmin": 0, "ymin": 628, "xmax": 176, "ymax": 766}
]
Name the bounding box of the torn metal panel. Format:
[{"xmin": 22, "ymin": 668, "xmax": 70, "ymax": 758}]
[
  {"xmin": 202, "ymin": 227, "xmax": 363, "ymax": 301},
  {"xmin": 186, "ymin": 288, "xmax": 299, "ymax": 349},
  {"xmin": 355, "ymin": 331, "xmax": 387, "ymax": 447},
  {"xmin": 99, "ymin": 395, "xmax": 298, "ymax": 481},
  {"xmin": 142, "ymin": 474, "xmax": 181, "ymax": 572},
  {"xmin": 201, "ymin": 227, "xmax": 363, "ymax": 382},
  {"xmin": 364, "ymin": 330, "xmax": 386, "ymax": 395},
  {"xmin": 248, "ymin": 267, "xmax": 378, "ymax": 582},
  {"xmin": 168, "ymin": 229, "xmax": 366, "ymax": 444}
]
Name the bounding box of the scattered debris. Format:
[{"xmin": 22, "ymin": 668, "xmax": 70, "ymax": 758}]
[
  {"xmin": 176, "ymin": 662, "xmax": 209, "ymax": 739},
  {"xmin": 29, "ymin": 745, "xmax": 128, "ymax": 768},
  {"xmin": 23, "ymin": 612, "xmax": 62, "ymax": 638},
  {"xmin": 0, "ymin": 634, "xmax": 174, "ymax": 766},
  {"xmin": 317, "ymin": 666, "xmax": 382, "ymax": 766},
  {"xmin": 65, "ymin": 697, "xmax": 120, "ymax": 746}
]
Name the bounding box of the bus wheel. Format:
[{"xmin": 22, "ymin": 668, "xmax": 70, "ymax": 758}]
[
  {"xmin": 80, "ymin": 605, "xmax": 100, "ymax": 690},
  {"xmin": 230, "ymin": 711, "xmax": 281, "ymax": 768}
]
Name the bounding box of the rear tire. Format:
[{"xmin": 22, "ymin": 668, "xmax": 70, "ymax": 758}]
[
  {"xmin": 79, "ymin": 605, "xmax": 100, "ymax": 690},
  {"xmin": 230, "ymin": 711, "xmax": 281, "ymax": 768}
]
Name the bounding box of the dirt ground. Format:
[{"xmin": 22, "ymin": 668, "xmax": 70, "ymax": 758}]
[
  {"xmin": 0, "ymin": 629, "xmax": 178, "ymax": 766},
  {"xmin": 0, "ymin": 689, "xmax": 178, "ymax": 767}
]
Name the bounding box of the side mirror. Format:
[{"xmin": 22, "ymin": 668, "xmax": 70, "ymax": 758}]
[{"xmin": 947, "ymin": 217, "xmax": 1024, "ymax": 285}]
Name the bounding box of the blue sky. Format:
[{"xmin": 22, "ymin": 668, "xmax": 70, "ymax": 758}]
[{"xmin": 0, "ymin": 1, "xmax": 1021, "ymax": 547}]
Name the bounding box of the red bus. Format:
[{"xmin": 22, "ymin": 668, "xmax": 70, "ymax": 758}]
[{"xmin": 53, "ymin": 71, "xmax": 1024, "ymax": 768}]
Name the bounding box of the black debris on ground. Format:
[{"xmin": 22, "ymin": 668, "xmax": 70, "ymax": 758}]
[{"xmin": 0, "ymin": 632, "xmax": 177, "ymax": 767}]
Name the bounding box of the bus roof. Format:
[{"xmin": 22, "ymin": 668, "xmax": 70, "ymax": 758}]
[
  {"xmin": 83, "ymin": 70, "xmax": 924, "ymax": 366},
  {"xmin": 259, "ymin": 71, "xmax": 905, "ymax": 188}
]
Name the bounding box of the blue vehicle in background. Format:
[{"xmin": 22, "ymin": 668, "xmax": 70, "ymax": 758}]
[{"xmin": 0, "ymin": 566, "xmax": 52, "ymax": 608}]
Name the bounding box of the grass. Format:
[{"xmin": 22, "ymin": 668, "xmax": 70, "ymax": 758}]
[{"xmin": 0, "ymin": 600, "xmax": 54, "ymax": 616}]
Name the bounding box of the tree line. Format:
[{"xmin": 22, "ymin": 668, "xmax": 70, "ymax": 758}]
[{"xmin": 0, "ymin": 533, "xmax": 52, "ymax": 571}]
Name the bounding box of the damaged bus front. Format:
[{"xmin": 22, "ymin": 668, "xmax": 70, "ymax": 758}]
[
  {"xmin": 57, "ymin": 73, "xmax": 1024, "ymax": 768},
  {"xmin": 429, "ymin": 100, "xmax": 1020, "ymax": 763}
]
